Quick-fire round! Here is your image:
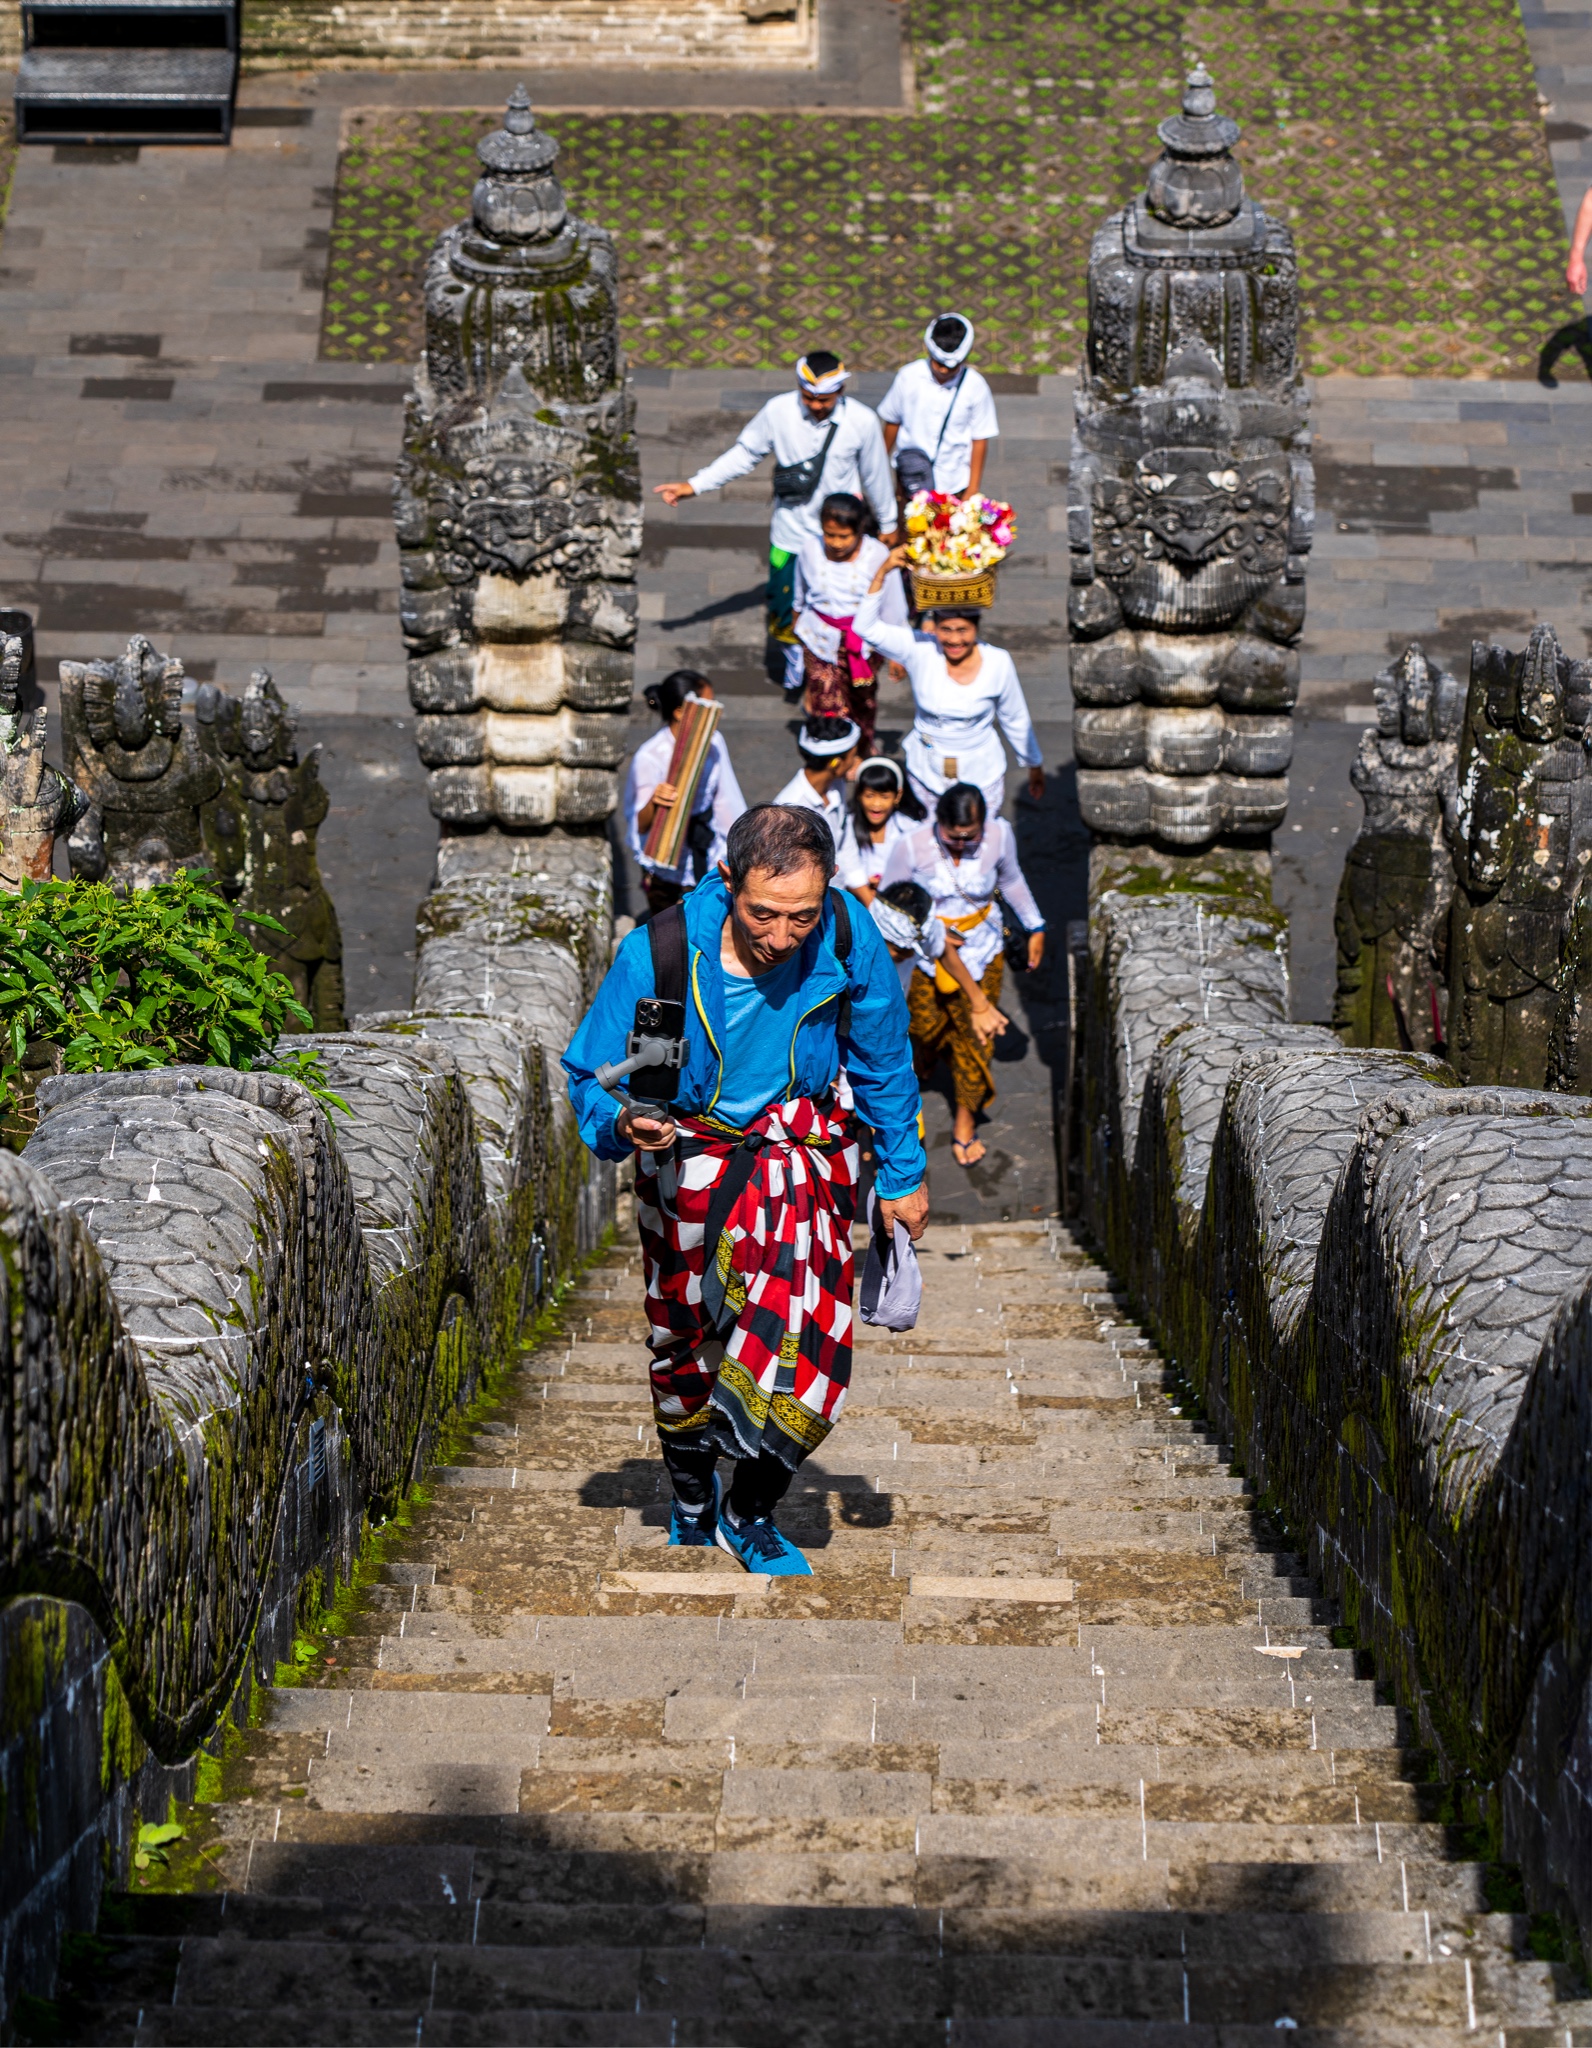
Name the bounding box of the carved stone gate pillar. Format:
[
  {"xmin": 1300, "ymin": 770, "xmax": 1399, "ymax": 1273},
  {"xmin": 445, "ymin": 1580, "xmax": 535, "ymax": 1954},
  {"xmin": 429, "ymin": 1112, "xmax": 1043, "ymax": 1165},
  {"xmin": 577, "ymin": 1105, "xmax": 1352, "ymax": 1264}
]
[
  {"xmin": 397, "ymin": 88, "xmax": 641, "ymax": 832},
  {"xmin": 1068, "ymin": 68, "xmax": 1313, "ymax": 858}
]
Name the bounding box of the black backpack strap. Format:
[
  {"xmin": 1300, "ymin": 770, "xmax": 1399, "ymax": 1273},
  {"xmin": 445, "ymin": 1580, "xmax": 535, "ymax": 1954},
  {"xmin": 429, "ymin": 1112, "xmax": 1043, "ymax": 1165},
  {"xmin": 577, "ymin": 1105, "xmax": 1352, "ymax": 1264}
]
[
  {"xmin": 831, "ymin": 888, "xmax": 855, "ymax": 1042},
  {"xmin": 646, "ymin": 900, "xmax": 689, "ymax": 1008}
]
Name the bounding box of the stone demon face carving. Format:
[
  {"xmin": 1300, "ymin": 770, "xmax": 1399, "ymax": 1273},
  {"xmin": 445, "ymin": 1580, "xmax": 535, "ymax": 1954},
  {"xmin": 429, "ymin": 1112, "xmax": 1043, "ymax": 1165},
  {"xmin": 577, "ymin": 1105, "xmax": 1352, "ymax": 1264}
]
[
  {"xmin": 421, "ymin": 446, "xmax": 622, "ymax": 584},
  {"xmin": 454, "ymin": 454, "xmax": 578, "ymax": 576},
  {"xmin": 1090, "ymin": 450, "xmax": 1291, "ymax": 631},
  {"xmin": 1097, "ymin": 453, "xmax": 1290, "ymax": 578}
]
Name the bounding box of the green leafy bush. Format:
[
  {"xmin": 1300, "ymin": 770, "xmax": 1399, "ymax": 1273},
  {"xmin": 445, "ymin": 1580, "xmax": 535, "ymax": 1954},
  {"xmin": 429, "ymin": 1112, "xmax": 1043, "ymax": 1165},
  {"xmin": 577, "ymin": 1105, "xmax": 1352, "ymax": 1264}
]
[{"xmin": 0, "ymin": 870, "xmax": 341, "ymax": 1147}]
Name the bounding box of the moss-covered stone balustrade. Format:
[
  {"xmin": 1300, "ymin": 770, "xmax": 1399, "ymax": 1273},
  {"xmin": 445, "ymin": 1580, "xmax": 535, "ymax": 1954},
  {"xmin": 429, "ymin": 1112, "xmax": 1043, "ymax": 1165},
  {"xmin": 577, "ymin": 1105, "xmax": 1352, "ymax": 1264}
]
[
  {"xmin": 0, "ymin": 830, "xmax": 615, "ymax": 2027},
  {"xmin": 1080, "ymin": 849, "xmax": 1592, "ymax": 1961}
]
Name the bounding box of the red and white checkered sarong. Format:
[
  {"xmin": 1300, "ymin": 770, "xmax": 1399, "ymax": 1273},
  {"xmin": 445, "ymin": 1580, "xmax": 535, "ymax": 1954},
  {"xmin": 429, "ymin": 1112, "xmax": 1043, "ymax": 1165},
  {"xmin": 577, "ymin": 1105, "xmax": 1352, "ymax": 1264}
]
[{"xmin": 636, "ymin": 1095, "xmax": 860, "ymax": 1471}]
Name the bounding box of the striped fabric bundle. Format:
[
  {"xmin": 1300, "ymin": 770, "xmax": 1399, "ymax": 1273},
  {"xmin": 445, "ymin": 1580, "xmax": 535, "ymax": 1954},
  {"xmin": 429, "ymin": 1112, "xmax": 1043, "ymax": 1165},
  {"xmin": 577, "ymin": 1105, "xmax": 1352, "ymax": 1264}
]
[{"xmin": 642, "ymin": 695, "xmax": 721, "ymax": 869}]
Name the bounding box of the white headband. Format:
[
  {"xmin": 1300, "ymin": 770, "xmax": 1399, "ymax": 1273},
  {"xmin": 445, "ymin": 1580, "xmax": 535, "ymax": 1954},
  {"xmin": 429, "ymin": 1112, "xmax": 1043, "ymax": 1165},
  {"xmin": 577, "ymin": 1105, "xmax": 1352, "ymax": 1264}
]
[
  {"xmin": 869, "ymin": 897, "xmax": 923, "ymax": 951},
  {"xmin": 799, "ymin": 719, "xmax": 860, "ymax": 758},
  {"xmin": 925, "ymin": 313, "xmax": 975, "ymax": 368},
  {"xmin": 797, "ymin": 355, "xmax": 849, "ymax": 396},
  {"xmin": 856, "ymin": 755, "xmax": 903, "ymax": 789}
]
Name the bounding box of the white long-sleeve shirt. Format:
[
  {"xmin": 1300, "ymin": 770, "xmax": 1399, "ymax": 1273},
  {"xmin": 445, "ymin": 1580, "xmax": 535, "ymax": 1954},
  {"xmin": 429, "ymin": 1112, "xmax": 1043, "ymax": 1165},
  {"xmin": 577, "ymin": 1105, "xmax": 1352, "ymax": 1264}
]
[
  {"xmin": 854, "ymin": 589, "xmax": 1042, "ymax": 798},
  {"xmin": 840, "ymin": 807, "xmax": 916, "ymax": 893},
  {"xmin": 687, "ymin": 392, "xmax": 898, "ymax": 554},
  {"xmin": 877, "ymin": 359, "xmax": 1000, "ymax": 494},
  {"xmin": 772, "ymin": 767, "xmax": 861, "ymax": 878},
  {"xmin": 624, "ymin": 726, "xmax": 746, "ymax": 886},
  {"xmin": 880, "ymin": 817, "xmax": 1045, "ymax": 983},
  {"xmin": 793, "ymin": 533, "xmax": 908, "ymax": 665}
]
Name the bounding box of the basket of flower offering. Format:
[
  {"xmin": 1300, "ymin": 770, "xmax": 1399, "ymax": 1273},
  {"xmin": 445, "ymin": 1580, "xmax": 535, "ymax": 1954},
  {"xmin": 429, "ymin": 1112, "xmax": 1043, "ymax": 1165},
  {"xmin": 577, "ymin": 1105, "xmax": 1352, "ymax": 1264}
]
[{"xmin": 903, "ymin": 491, "xmax": 1015, "ymax": 610}]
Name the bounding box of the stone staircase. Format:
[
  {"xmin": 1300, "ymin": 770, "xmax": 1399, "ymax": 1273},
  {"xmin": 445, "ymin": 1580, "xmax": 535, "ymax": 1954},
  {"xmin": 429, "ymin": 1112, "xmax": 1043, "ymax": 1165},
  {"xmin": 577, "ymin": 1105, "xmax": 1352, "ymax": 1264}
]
[{"xmin": 53, "ymin": 1220, "xmax": 1592, "ymax": 2044}]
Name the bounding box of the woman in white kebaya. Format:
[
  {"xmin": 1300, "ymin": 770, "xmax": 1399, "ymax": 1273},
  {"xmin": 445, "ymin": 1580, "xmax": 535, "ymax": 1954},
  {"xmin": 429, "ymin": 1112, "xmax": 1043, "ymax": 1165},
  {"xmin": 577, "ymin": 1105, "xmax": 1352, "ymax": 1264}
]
[
  {"xmin": 881, "ymin": 781, "xmax": 1044, "ymax": 1169},
  {"xmin": 853, "ymin": 546, "xmax": 1044, "ymax": 819},
  {"xmin": 622, "ymin": 670, "xmax": 746, "ymax": 919},
  {"xmin": 793, "ymin": 492, "xmax": 908, "ymax": 753}
]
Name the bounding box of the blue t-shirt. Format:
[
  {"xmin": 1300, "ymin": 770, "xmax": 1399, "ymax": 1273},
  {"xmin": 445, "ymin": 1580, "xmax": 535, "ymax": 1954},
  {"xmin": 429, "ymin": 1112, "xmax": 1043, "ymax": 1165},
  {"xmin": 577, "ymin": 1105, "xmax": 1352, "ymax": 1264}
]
[{"xmin": 715, "ymin": 951, "xmax": 806, "ymax": 1128}]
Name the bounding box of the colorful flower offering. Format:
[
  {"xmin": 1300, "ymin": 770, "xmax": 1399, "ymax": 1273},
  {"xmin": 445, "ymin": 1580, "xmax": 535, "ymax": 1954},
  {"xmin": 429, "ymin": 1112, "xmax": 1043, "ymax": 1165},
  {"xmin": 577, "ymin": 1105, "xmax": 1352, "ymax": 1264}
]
[{"xmin": 903, "ymin": 491, "xmax": 1016, "ymax": 576}]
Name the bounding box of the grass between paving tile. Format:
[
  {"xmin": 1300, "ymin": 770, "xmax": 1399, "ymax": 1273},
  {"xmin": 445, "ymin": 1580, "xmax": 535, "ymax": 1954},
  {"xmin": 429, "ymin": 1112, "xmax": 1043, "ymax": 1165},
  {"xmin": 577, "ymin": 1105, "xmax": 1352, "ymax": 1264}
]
[
  {"xmin": 319, "ymin": 0, "xmax": 1573, "ymax": 377},
  {"xmin": 0, "ymin": 105, "xmax": 17, "ymax": 247}
]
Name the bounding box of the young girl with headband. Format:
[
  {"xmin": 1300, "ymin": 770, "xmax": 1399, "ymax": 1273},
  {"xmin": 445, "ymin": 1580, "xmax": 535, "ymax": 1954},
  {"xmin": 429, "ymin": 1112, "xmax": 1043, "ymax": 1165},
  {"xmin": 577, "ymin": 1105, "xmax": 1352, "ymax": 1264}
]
[{"xmin": 842, "ymin": 755, "xmax": 925, "ymax": 901}]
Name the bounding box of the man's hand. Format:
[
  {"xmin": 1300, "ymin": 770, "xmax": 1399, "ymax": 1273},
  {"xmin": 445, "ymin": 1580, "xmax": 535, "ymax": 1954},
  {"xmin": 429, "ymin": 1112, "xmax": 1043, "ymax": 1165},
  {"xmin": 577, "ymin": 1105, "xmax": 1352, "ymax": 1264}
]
[
  {"xmin": 1026, "ymin": 930, "xmax": 1046, "ymax": 972},
  {"xmin": 654, "ymin": 482, "xmax": 696, "ymax": 505},
  {"xmin": 879, "ymin": 1183, "xmax": 930, "ymax": 1242},
  {"xmin": 617, "ymin": 1105, "xmax": 678, "ymax": 1152},
  {"xmin": 879, "ymin": 527, "xmax": 901, "ymax": 549},
  {"xmin": 1573, "ymin": 251, "xmax": 1589, "ymax": 297},
  {"xmin": 1027, "ymin": 765, "xmax": 1045, "ymax": 801}
]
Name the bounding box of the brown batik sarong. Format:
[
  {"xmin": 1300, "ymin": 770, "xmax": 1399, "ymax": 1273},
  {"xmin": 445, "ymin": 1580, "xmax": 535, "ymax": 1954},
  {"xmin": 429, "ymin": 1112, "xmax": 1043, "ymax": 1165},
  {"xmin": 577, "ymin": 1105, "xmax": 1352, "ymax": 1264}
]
[{"xmin": 907, "ymin": 953, "xmax": 1005, "ymax": 1113}]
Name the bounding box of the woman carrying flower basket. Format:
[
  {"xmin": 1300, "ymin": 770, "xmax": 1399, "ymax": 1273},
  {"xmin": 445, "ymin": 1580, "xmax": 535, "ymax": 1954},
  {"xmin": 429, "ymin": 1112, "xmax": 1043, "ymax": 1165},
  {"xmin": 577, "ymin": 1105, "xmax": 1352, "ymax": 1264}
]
[{"xmin": 854, "ymin": 539, "xmax": 1043, "ymax": 818}]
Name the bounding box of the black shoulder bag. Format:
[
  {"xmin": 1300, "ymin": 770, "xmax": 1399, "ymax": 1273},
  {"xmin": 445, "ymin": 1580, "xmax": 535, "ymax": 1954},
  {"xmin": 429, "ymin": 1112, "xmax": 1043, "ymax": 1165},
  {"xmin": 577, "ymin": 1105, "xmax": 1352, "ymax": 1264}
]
[
  {"xmin": 894, "ymin": 368, "xmax": 967, "ymax": 498},
  {"xmin": 771, "ymin": 411, "xmax": 842, "ymax": 507}
]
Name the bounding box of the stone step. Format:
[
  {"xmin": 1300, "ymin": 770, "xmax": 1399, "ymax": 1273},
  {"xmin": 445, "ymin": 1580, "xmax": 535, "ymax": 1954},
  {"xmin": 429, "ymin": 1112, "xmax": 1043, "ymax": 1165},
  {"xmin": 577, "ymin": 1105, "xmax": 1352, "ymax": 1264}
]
[
  {"xmin": 90, "ymin": 1890, "xmax": 1535, "ymax": 1966},
  {"xmin": 88, "ymin": 1229, "xmax": 1589, "ymax": 2043},
  {"xmin": 54, "ymin": 1939, "xmax": 1592, "ymax": 2038}
]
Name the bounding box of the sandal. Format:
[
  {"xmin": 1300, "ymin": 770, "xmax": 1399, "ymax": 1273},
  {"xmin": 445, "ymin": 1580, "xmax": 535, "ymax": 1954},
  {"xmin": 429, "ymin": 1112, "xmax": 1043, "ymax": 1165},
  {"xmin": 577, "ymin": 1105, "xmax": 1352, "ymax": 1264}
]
[{"xmin": 951, "ymin": 1136, "xmax": 986, "ymax": 1169}]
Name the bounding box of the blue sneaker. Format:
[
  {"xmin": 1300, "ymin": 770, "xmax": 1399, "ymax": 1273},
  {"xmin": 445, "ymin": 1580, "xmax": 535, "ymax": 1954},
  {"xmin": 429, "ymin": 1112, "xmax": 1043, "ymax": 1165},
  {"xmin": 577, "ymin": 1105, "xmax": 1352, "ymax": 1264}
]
[
  {"xmin": 715, "ymin": 1508, "xmax": 813, "ymax": 1577},
  {"xmin": 668, "ymin": 1474, "xmax": 720, "ymax": 1548}
]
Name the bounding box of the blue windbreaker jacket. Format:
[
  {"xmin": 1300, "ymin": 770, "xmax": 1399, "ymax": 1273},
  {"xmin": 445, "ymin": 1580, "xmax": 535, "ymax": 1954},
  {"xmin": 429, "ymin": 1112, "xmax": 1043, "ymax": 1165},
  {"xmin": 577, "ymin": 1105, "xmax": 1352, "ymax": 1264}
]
[{"xmin": 562, "ymin": 877, "xmax": 927, "ymax": 1199}]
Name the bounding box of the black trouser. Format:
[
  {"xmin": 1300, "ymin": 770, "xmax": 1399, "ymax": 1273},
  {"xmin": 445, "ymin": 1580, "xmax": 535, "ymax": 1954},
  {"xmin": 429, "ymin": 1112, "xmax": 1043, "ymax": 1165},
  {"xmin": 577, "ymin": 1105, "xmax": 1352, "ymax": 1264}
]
[{"xmin": 661, "ymin": 1436, "xmax": 794, "ymax": 1524}]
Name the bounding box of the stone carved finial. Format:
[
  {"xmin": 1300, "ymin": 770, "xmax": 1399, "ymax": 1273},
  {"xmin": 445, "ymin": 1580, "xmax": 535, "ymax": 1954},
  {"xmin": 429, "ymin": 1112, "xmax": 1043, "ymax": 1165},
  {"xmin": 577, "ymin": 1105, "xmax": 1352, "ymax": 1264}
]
[
  {"xmin": 1333, "ymin": 644, "xmax": 1466, "ymax": 1053},
  {"xmin": 1069, "ymin": 71, "xmax": 1312, "ymax": 855},
  {"xmin": 0, "ymin": 631, "xmax": 89, "ymax": 889},
  {"xmin": 195, "ymin": 670, "xmax": 347, "ymax": 1031},
  {"xmin": 396, "ymin": 89, "xmax": 639, "ymax": 834},
  {"xmin": 1446, "ymin": 627, "xmax": 1592, "ymax": 1087},
  {"xmin": 60, "ymin": 635, "xmax": 221, "ymax": 891},
  {"xmin": 1146, "ymin": 65, "xmax": 1244, "ymax": 229}
]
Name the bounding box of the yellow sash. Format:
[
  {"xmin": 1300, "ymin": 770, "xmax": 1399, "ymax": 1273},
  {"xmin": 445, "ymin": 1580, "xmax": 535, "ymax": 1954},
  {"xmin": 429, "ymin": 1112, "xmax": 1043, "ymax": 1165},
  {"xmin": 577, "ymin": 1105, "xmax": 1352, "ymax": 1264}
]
[{"xmin": 934, "ymin": 903, "xmax": 993, "ymax": 992}]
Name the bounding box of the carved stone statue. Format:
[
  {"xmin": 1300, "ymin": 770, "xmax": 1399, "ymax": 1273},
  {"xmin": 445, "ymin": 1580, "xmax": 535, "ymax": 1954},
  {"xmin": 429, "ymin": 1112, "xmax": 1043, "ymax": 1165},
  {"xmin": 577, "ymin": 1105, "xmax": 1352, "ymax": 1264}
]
[
  {"xmin": 196, "ymin": 670, "xmax": 347, "ymax": 1032},
  {"xmin": 1068, "ymin": 67, "xmax": 1313, "ymax": 849},
  {"xmin": 1447, "ymin": 627, "xmax": 1592, "ymax": 1087},
  {"xmin": 396, "ymin": 86, "xmax": 640, "ymax": 832},
  {"xmin": 0, "ymin": 632, "xmax": 89, "ymax": 889},
  {"xmin": 1333, "ymin": 644, "xmax": 1465, "ymax": 1054},
  {"xmin": 60, "ymin": 635, "xmax": 221, "ymax": 891}
]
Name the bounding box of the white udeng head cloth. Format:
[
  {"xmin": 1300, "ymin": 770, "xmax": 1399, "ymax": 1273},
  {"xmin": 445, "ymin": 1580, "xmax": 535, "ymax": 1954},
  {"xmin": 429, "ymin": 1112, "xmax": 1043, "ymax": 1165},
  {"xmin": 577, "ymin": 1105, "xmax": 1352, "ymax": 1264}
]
[
  {"xmin": 925, "ymin": 313, "xmax": 975, "ymax": 368},
  {"xmin": 869, "ymin": 896, "xmax": 922, "ymax": 953},
  {"xmin": 796, "ymin": 354, "xmax": 850, "ymax": 396},
  {"xmin": 798, "ymin": 719, "xmax": 860, "ymax": 757}
]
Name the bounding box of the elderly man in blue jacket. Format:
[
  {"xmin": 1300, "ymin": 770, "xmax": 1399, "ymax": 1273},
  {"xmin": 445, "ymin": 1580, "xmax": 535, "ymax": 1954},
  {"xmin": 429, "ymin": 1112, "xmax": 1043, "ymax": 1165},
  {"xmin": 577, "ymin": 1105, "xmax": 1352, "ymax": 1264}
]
[{"xmin": 564, "ymin": 804, "xmax": 928, "ymax": 1576}]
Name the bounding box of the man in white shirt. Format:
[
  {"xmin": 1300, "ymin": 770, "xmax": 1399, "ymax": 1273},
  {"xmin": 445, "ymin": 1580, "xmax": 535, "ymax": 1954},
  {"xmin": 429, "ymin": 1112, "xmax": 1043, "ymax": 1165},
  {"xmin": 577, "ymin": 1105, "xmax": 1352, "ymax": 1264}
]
[
  {"xmin": 772, "ymin": 715, "xmax": 862, "ymax": 877},
  {"xmin": 653, "ymin": 352, "xmax": 898, "ymax": 689},
  {"xmin": 879, "ymin": 313, "xmax": 1000, "ymax": 501}
]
